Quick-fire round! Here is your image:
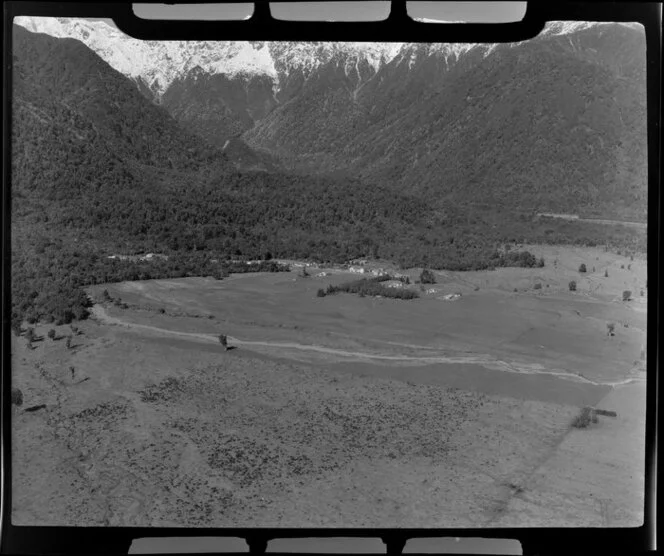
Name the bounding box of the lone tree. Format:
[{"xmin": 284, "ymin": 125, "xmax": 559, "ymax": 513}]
[
  {"xmin": 47, "ymin": 329, "xmax": 56, "ymax": 341},
  {"xmin": 607, "ymin": 322, "xmax": 616, "ymax": 336},
  {"xmin": 11, "ymin": 388, "xmax": 23, "ymax": 406},
  {"xmin": 65, "ymin": 336, "xmax": 72, "ymax": 349},
  {"xmin": 605, "ymin": 269, "xmax": 609, "ymax": 278},
  {"xmin": 622, "ymin": 290, "xmax": 632, "ymax": 302},
  {"xmin": 579, "ymin": 263, "xmax": 587, "ymax": 273},
  {"xmin": 420, "ymin": 269, "xmax": 436, "ymax": 284},
  {"xmin": 70, "ymin": 366, "xmax": 76, "ymax": 380},
  {"xmin": 218, "ymin": 334, "xmax": 229, "ymax": 350},
  {"xmin": 568, "ymin": 280, "xmax": 577, "ymax": 292}
]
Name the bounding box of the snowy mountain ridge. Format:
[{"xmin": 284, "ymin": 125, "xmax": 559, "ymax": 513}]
[{"xmin": 14, "ymin": 16, "xmax": 639, "ymax": 98}]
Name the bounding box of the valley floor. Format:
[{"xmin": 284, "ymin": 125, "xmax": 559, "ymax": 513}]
[{"xmin": 11, "ymin": 244, "xmax": 647, "ymax": 527}]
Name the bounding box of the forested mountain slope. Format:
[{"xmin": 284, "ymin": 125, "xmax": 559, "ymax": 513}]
[
  {"xmin": 10, "ymin": 25, "xmax": 647, "ymax": 326},
  {"xmin": 16, "ymin": 18, "xmax": 647, "ymax": 222},
  {"xmin": 244, "ymin": 23, "xmax": 647, "ymax": 221}
]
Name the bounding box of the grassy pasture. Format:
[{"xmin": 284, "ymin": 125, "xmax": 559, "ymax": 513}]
[
  {"xmin": 90, "ymin": 243, "xmax": 646, "ymax": 392},
  {"xmin": 12, "ymin": 245, "xmax": 647, "ymax": 527}
]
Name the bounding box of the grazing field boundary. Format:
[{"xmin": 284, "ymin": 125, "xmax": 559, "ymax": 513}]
[{"xmin": 89, "ymin": 305, "xmax": 642, "ymax": 388}]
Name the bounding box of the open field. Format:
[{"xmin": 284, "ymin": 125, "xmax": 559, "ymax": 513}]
[{"xmin": 12, "ymin": 245, "xmax": 646, "ymax": 527}]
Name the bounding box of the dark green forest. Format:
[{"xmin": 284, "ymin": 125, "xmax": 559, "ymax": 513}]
[{"xmin": 10, "ymin": 25, "xmax": 647, "ymax": 328}]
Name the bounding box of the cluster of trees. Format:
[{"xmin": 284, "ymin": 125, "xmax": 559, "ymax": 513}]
[{"xmin": 317, "ymin": 275, "xmax": 419, "ymax": 300}]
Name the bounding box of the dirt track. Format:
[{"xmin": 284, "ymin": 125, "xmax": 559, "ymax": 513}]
[{"xmin": 90, "ymin": 305, "xmax": 641, "ymax": 388}]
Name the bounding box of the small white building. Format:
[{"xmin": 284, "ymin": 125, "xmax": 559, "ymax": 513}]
[{"xmin": 139, "ymin": 253, "xmax": 168, "ymax": 262}]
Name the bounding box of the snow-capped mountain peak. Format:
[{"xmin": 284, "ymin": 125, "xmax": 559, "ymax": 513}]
[{"xmin": 14, "ymin": 16, "xmax": 405, "ymax": 97}]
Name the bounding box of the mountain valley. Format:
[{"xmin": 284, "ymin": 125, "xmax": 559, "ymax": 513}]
[{"xmin": 8, "ymin": 15, "xmax": 650, "ymax": 533}]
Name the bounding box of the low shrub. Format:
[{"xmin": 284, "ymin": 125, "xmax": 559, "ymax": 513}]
[
  {"xmin": 568, "ymin": 281, "xmax": 577, "ymax": 291},
  {"xmin": 534, "ymin": 283, "xmax": 542, "ymax": 290},
  {"xmin": 572, "ymin": 407, "xmax": 593, "ymax": 428},
  {"xmin": 579, "ymin": 263, "xmax": 587, "ymax": 273},
  {"xmin": 25, "ymin": 327, "xmax": 36, "ymax": 342},
  {"xmin": 622, "ymin": 290, "xmax": 632, "ymax": 302}
]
